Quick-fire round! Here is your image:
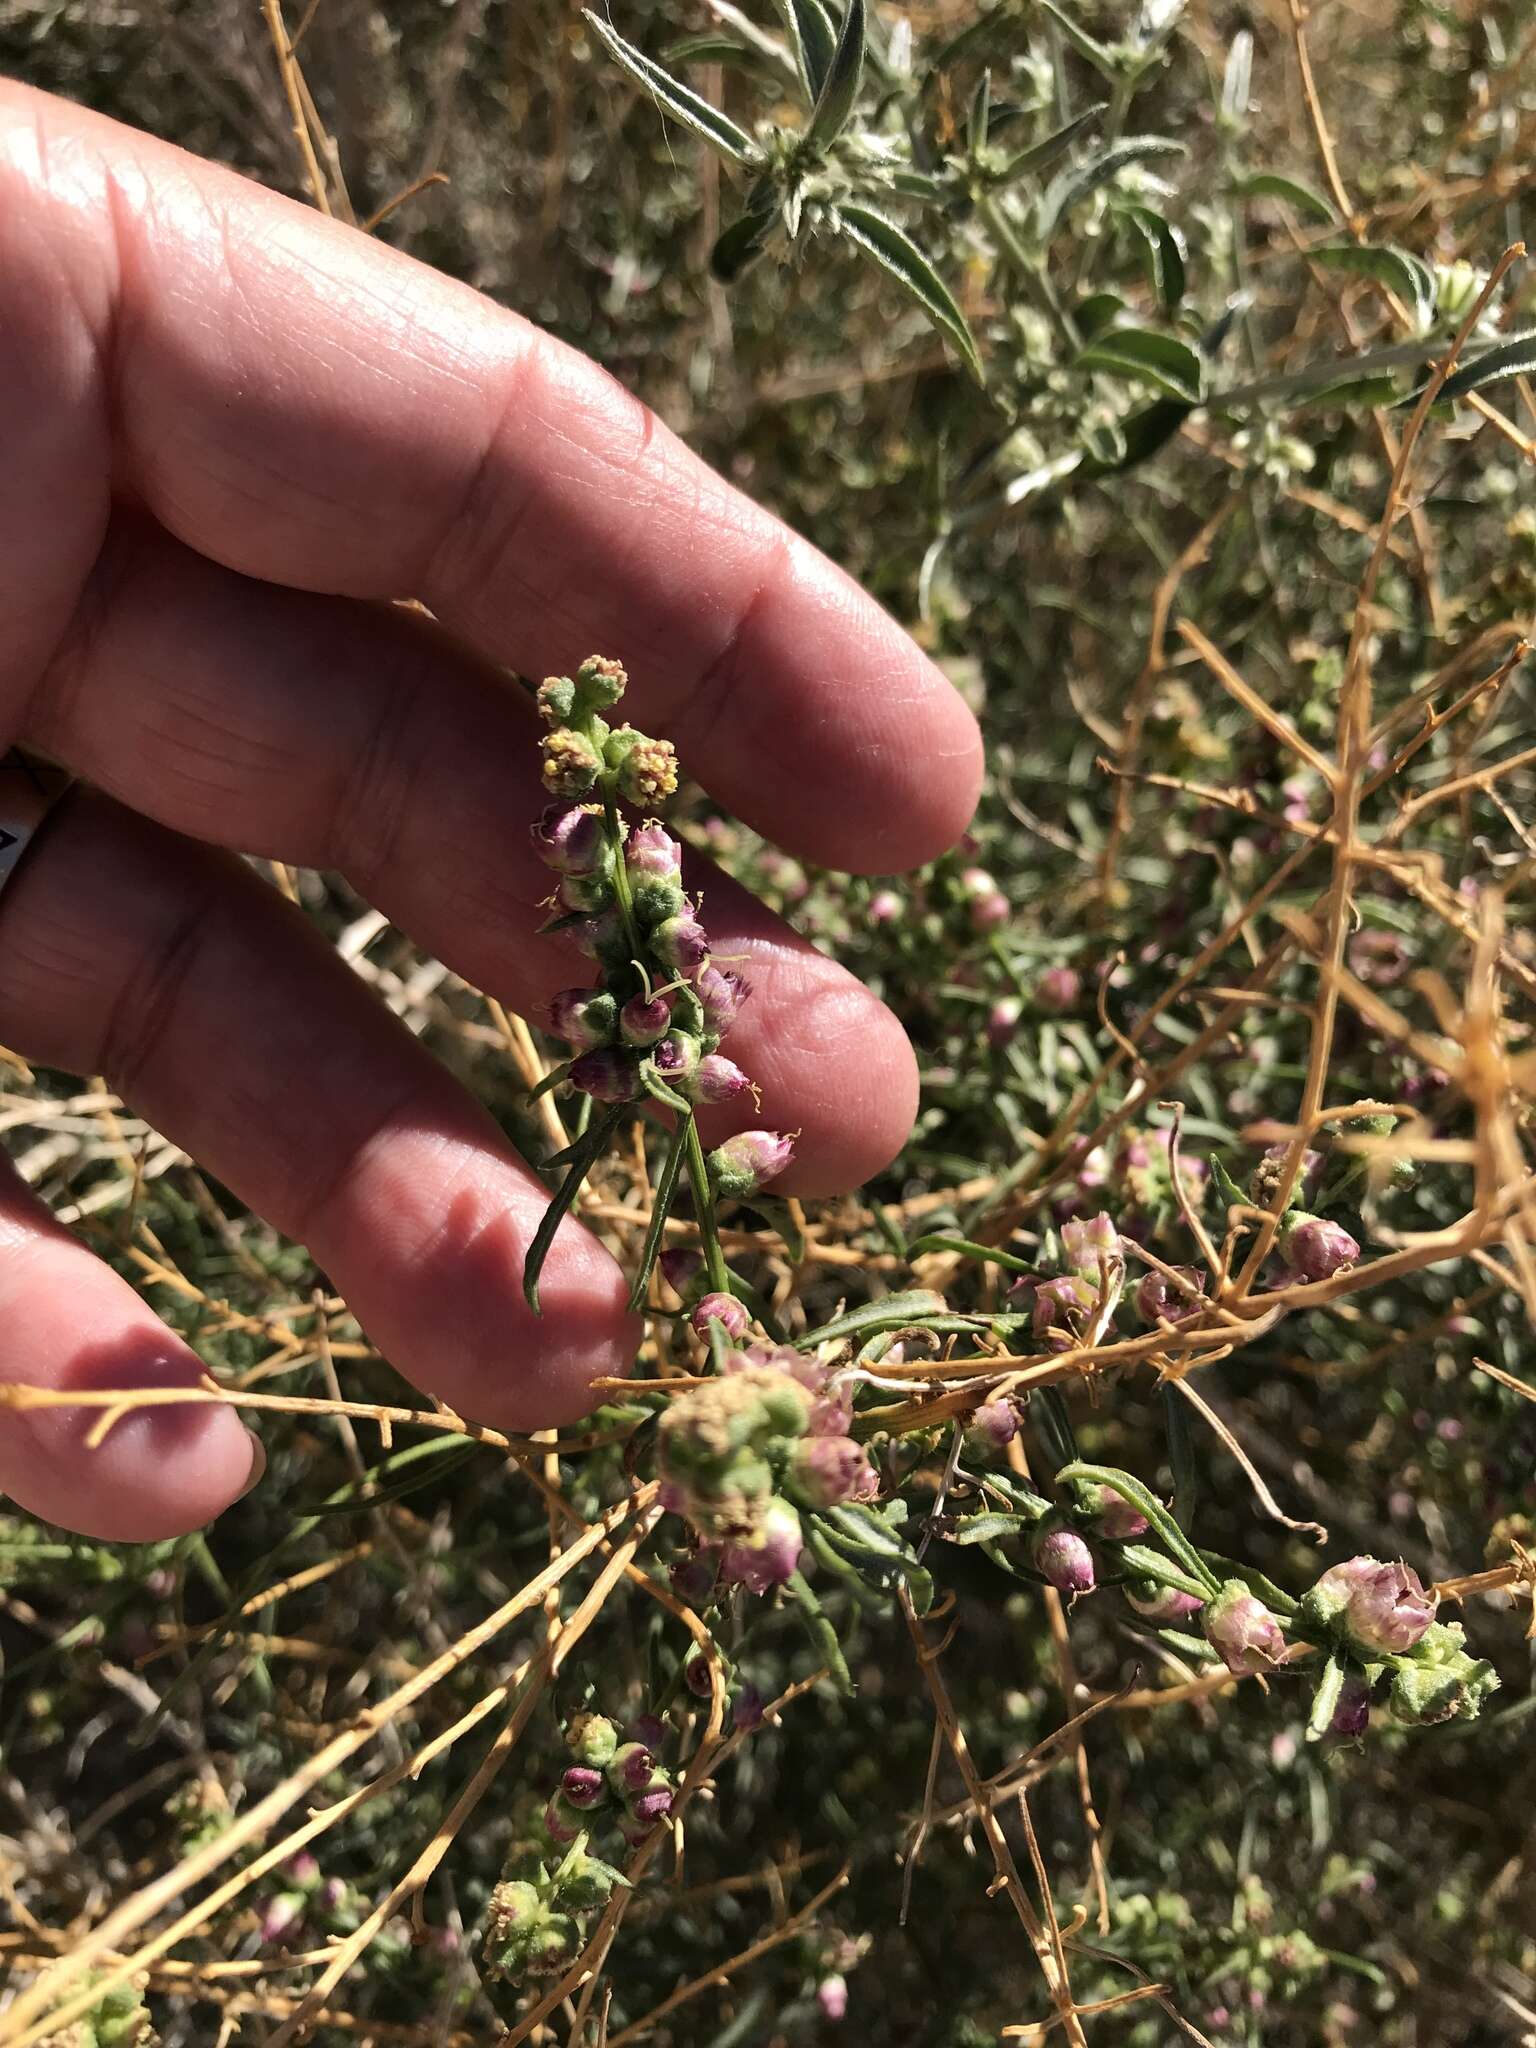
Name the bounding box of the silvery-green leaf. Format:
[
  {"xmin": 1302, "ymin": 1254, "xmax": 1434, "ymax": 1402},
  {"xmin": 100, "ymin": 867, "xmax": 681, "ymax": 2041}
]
[
  {"xmin": 888, "ymin": 168, "xmax": 948, "ymax": 205},
  {"xmin": 1039, "ymin": 0, "xmax": 1117, "ymax": 75},
  {"xmin": 1076, "ymin": 290, "xmax": 1126, "ymax": 339},
  {"xmin": 1038, "ymin": 135, "xmax": 1186, "ymax": 238},
  {"xmin": 1234, "ymin": 171, "xmax": 1335, "ymax": 223},
  {"xmin": 584, "ymin": 11, "xmax": 758, "ymax": 164},
  {"xmin": 806, "ymin": 0, "xmax": 866, "ymax": 146},
  {"xmin": 1122, "ymin": 203, "xmax": 1186, "ymax": 309},
  {"xmin": 1075, "ymin": 327, "xmax": 1203, "ymax": 402},
  {"xmin": 1429, "ymin": 328, "xmax": 1536, "ymax": 407},
  {"xmin": 775, "ymin": 0, "xmax": 837, "ymax": 100},
  {"xmin": 993, "ymin": 105, "xmax": 1103, "ymax": 187},
  {"xmin": 835, "ymin": 201, "xmax": 984, "ymax": 383},
  {"xmin": 1220, "ymin": 27, "xmax": 1252, "ymax": 126},
  {"xmin": 524, "ymin": 1106, "xmax": 626, "ymax": 1313},
  {"xmin": 666, "ymin": 32, "xmax": 787, "ymax": 84},
  {"xmin": 1313, "ymin": 243, "xmax": 1437, "ymax": 332},
  {"xmin": 711, "ymin": 199, "xmax": 780, "ymax": 282},
  {"xmin": 967, "ymin": 68, "xmax": 991, "ymax": 156}
]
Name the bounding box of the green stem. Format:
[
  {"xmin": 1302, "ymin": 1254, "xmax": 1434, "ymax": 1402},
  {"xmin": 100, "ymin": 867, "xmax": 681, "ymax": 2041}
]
[
  {"xmin": 682, "ymin": 1111, "xmax": 731, "ymax": 1296},
  {"xmin": 601, "ymin": 789, "xmax": 642, "ymax": 963}
]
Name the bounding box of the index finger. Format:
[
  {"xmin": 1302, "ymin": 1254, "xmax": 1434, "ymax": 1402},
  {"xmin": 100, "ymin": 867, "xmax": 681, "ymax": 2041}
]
[{"xmin": 0, "ymin": 83, "xmax": 982, "ymax": 873}]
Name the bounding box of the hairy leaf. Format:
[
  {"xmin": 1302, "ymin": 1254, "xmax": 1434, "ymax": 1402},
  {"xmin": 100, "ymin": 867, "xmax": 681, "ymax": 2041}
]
[
  {"xmin": 1313, "ymin": 243, "xmax": 1437, "ymax": 331},
  {"xmin": 835, "ymin": 202, "xmax": 984, "ymax": 382},
  {"xmin": 1076, "ymin": 327, "xmax": 1203, "ymax": 402},
  {"xmin": 1233, "ymin": 170, "xmax": 1335, "ymax": 223},
  {"xmin": 806, "ymin": 0, "xmax": 866, "ymax": 146},
  {"xmin": 1039, "ymin": 135, "xmax": 1186, "ymax": 238},
  {"xmin": 584, "ymin": 12, "xmax": 758, "ymax": 164},
  {"xmin": 776, "ymin": 0, "xmax": 837, "ymax": 99}
]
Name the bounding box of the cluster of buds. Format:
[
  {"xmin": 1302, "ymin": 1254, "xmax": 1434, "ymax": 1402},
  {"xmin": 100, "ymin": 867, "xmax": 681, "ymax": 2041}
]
[
  {"xmin": 256, "ymin": 1851, "xmax": 361, "ymax": 1949},
  {"xmin": 1053, "ymin": 1127, "xmax": 1207, "ymax": 1237},
  {"xmin": 1015, "ymin": 1213, "xmax": 1126, "ymax": 1354},
  {"xmin": 544, "ymin": 1713, "xmax": 677, "ymax": 1849},
  {"xmin": 42, "ymin": 1977, "xmax": 157, "ymax": 2048},
  {"xmin": 1294, "ymin": 1554, "xmax": 1498, "ymax": 1728},
  {"xmin": 487, "ymin": 1713, "xmax": 666, "ymax": 1984},
  {"xmin": 533, "ymin": 657, "xmax": 792, "ymax": 1195},
  {"xmin": 657, "ymin": 1349, "xmax": 878, "ymax": 1592}
]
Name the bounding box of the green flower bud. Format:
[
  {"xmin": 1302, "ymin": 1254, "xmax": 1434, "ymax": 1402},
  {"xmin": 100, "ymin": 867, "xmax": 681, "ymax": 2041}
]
[{"xmin": 565, "ymin": 1712, "xmax": 620, "ymax": 1768}]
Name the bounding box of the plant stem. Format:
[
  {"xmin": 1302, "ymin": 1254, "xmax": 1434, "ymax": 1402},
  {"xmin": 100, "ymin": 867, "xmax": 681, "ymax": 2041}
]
[{"xmin": 682, "ymin": 1110, "xmax": 731, "ymax": 1296}]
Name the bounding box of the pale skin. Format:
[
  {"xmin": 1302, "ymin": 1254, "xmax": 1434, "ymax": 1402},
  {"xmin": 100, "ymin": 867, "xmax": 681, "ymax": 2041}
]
[{"xmin": 0, "ymin": 82, "xmax": 983, "ymax": 1543}]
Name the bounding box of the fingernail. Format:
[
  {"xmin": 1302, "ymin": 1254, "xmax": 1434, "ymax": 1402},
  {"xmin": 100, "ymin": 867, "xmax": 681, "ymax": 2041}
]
[{"xmin": 237, "ymin": 1428, "xmax": 267, "ymax": 1501}]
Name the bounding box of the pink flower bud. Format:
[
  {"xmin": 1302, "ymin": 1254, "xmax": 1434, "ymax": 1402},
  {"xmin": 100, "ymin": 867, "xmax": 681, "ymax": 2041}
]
[
  {"xmin": 987, "ymin": 997, "xmax": 1021, "ymax": 1049},
  {"xmin": 652, "ymin": 914, "xmax": 710, "ymax": 973},
  {"xmin": 607, "ymin": 1742, "xmax": 656, "ymax": 1795},
  {"xmin": 1135, "ymin": 1267, "xmax": 1205, "ymax": 1324},
  {"xmin": 788, "ymin": 1436, "xmax": 878, "ymax": 1509},
  {"xmin": 631, "ymin": 1783, "xmax": 675, "ymax": 1824},
  {"xmin": 692, "ymin": 1292, "xmax": 749, "ymax": 1341},
  {"xmin": 286, "ymin": 1852, "xmax": 321, "ymax": 1889},
  {"xmin": 1061, "ymin": 1212, "xmax": 1120, "ymax": 1275},
  {"xmin": 557, "ymin": 869, "xmax": 612, "ymax": 914},
  {"xmin": 817, "ymin": 1975, "xmax": 849, "ymax": 2021},
  {"xmin": 964, "ymin": 1398, "xmax": 1018, "ymax": 1454},
  {"xmin": 1308, "ymin": 1557, "xmax": 1434, "ymax": 1653},
  {"xmin": 1329, "ymin": 1674, "xmax": 1372, "ymax": 1739},
  {"xmin": 695, "ymin": 965, "xmax": 750, "ymax": 1032},
  {"xmin": 1031, "ymin": 1272, "xmax": 1095, "ymax": 1352},
  {"xmin": 626, "ymin": 822, "xmax": 683, "ymax": 879},
  {"xmin": 1077, "ymin": 1483, "xmax": 1149, "ymax": 1539},
  {"xmin": 569, "ymin": 1047, "xmax": 641, "ymax": 1102},
  {"xmin": 659, "ymin": 1248, "xmax": 704, "ymax": 1298},
  {"xmin": 693, "ymin": 1054, "xmax": 754, "ymax": 1105},
  {"xmin": 620, "ymin": 991, "xmax": 673, "ymax": 1046},
  {"xmin": 868, "ymin": 889, "xmax": 902, "ymax": 925},
  {"xmin": 1035, "ymin": 964, "xmax": 1080, "ymax": 1011},
  {"xmin": 1126, "ymin": 1582, "xmax": 1205, "ymax": 1624},
  {"xmin": 732, "ymin": 1683, "xmax": 765, "ymax": 1731},
  {"xmin": 1203, "ymin": 1581, "xmax": 1285, "ymax": 1675},
  {"xmin": 560, "ymin": 1765, "xmax": 607, "ymax": 1809},
  {"xmin": 259, "ymin": 1891, "xmax": 306, "ymax": 1946},
  {"xmin": 531, "ymin": 804, "xmax": 606, "ymax": 874},
  {"xmin": 969, "ymin": 889, "xmax": 1009, "ymax": 933},
  {"xmin": 543, "ymin": 1793, "xmax": 585, "ymax": 1843},
  {"xmin": 708, "ymin": 1130, "xmax": 794, "ymax": 1198},
  {"xmin": 1033, "ymin": 1525, "xmax": 1096, "ymax": 1595},
  {"xmin": 719, "ymin": 1497, "xmax": 803, "ymax": 1594},
  {"xmin": 1278, "ymin": 1212, "xmax": 1361, "ymax": 1282},
  {"xmin": 548, "ymin": 988, "xmax": 617, "ymax": 1052},
  {"xmin": 650, "ymin": 1032, "xmax": 701, "ymax": 1084}
]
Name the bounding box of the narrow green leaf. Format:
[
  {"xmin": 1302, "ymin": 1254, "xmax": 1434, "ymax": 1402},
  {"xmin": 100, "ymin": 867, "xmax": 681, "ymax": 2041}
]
[
  {"xmin": 1039, "ymin": 136, "xmax": 1186, "ymax": 239},
  {"xmin": 888, "ymin": 168, "xmax": 948, "ymax": 204},
  {"xmin": 1076, "ymin": 327, "xmax": 1204, "ymax": 403},
  {"xmin": 835, "ymin": 202, "xmax": 984, "ymax": 383},
  {"xmin": 806, "ymin": 0, "xmax": 865, "ymax": 146},
  {"xmin": 627, "ymin": 1118, "xmax": 691, "ymax": 1311},
  {"xmin": 1431, "ymin": 328, "xmax": 1536, "ymax": 407},
  {"xmin": 739, "ymin": 1191, "xmax": 806, "ymax": 1264},
  {"xmin": 942, "ymin": 1511, "xmax": 1036, "ymax": 1545},
  {"xmin": 1031, "ymin": 1387, "xmax": 1078, "ymax": 1476},
  {"xmin": 776, "ymin": 0, "xmax": 837, "ymax": 99},
  {"xmin": 666, "ymin": 33, "xmax": 782, "ymax": 79},
  {"xmin": 1307, "ymin": 1653, "xmax": 1347, "ymax": 1741},
  {"xmin": 1116, "ymin": 1543, "xmax": 1212, "ymax": 1602},
  {"xmin": 905, "ymin": 1232, "xmax": 1036, "ymax": 1273},
  {"xmin": 1233, "ymin": 171, "xmax": 1335, "ymax": 223},
  {"xmin": 786, "ymin": 1567, "xmax": 853, "ymax": 1690},
  {"xmin": 993, "ymin": 105, "xmax": 1103, "ymax": 187},
  {"xmin": 584, "ymin": 12, "xmax": 757, "ymax": 164},
  {"xmin": 1312, "ymin": 243, "xmax": 1437, "ymax": 330},
  {"xmin": 967, "ymin": 68, "xmax": 991, "ymax": 156},
  {"xmin": 799, "ymin": 1288, "xmax": 951, "ymax": 1348},
  {"xmin": 1038, "ymin": 0, "xmax": 1117, "ymax": 75},
  {"xmin": 1162, "ymin": 1380, "xmax": 1201, "ymax": 1530},
  {"xmin": 711, "ymin": 200, "xmax": 780, "ymax": 282},
  {"xmin": 1122, "ymin": 203, "xmax": 1187, "ymax": 310},
  {"xmin": 524, "ymin": 1106, "xmax": 626, "ymax": 1312},
  {"xmin": 1056, "ymin": 1460, "xmax": 1222, "ymax": 1596}
]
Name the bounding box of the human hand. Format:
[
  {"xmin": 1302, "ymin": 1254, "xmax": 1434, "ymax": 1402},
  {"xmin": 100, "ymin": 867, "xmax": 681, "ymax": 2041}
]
[{"xmin": 0, "ymin": 83, "xmax": 982, "ymax": 1541}]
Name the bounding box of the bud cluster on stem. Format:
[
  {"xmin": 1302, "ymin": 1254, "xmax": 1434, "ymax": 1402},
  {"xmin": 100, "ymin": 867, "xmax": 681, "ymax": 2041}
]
[{"xmin": 528, "ymin": 655, "xmax": 793, "ymax": 1306}]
